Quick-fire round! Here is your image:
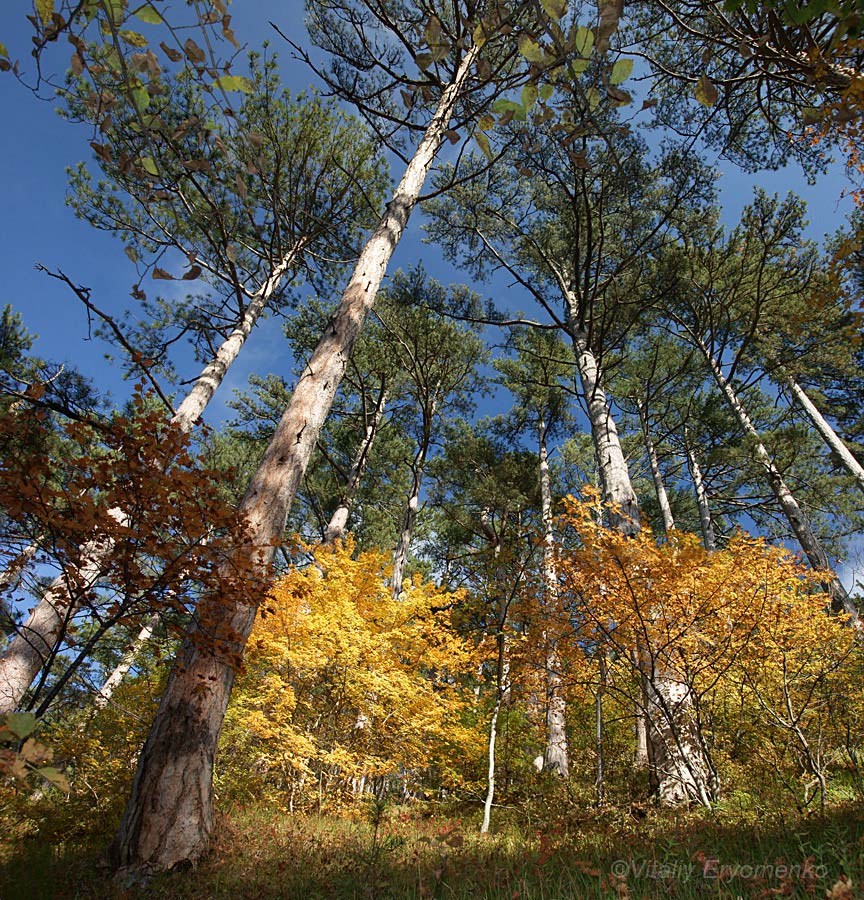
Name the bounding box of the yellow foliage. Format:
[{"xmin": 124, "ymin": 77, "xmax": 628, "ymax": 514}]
[{"xmin": 217, "ymin": 539, "xmax": 484, "ymax": 805}]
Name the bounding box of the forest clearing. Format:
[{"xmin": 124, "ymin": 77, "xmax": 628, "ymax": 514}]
[{"xmin": 2, "ymin": 1, "xmax": 864, "ymax": 897}]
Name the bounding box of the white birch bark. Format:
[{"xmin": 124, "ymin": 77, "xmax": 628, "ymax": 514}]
[
  {"xmin": 111, "ymin": 48, "xmax": 480, "ymax": 875},
  {"xmin": 696, "ymin": 336, "xmax": 858, "ymax": 624},
  {"xmin": 538, "ymin": 418, "xmax": 568, "ymax": 776},
  {"xmin": 783, "ymin": 371, "xmax": 864, "ymax": 497},
  {"xmin": 0, "ymin": 246, "xmax": 301, "ymax": 717},
  {"xmin": 324, "ymin": 385, "xmax": 388, "ymax": 544},
  {"xmin": 684, "ymin": 434, "xmax": 717, "ymax": 552},
  {"xmin": 390, "ymin": 446, "xmax": 427, "ymax": 598},
  {"xmin": 637, "ymin": 400, "xmax": 675, "ymax": 535}
]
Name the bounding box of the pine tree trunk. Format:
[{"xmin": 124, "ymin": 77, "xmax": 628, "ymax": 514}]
[
  {"xmin": 569, "ymin": 324, "xmax": 714, "ymax": 805},
  {"xmin": 0, "ymin": 248, "xmax": 300, "ymax": 717},
  {"xmin": 324, "ymin": 383, "xmax": 388, "ymax": 544},
  {"xmin": 638, "ymin": 400, "xmax": 675, "ymax": 535},
  {"xmin": 538, "ymin": 418, "xmax": 568, "ymax": 776},
  {"xmin": 684, "ymin": 434, "xmax": 717, "ymax": 552},
  {"xmin": 110, "ymin": 49, "xmax": 480, "ymax": 876},
  {"xmin": 95, "ymin": 613, "xmax": 161, "ymax": 709},
  {"xmin": 783, "ymin": 371, "xmax": 864, "ymax": 497},
  {"xmin": 391, "ymin": 425, "xmax": 431, "ymax": 598},
  {"xmin": 696, "ymin": 336, "xmax": 858, "ymax": 624},
  {"xmin": 570, "ymin": 329, "xmax": 640, "ymax": 535}
]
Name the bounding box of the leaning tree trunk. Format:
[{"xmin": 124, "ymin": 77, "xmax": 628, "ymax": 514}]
[
  {"xmin": 391, "ymin": 422, "xmax": 432, "ymax": 598},
  {"xmin": 324, "ymin": 383, "xmax": 388, "ymax": 544},
  {"xmin": 637, "ymin": 400, "xmax": 675, "ymax": 536},
  {"xmin": 110, "ymin": 49, "xmax": 480, "ymax": 876},
  {"xmin": 696, "ymin": 336, "xmax": 858, "ymax": 624},
  {"xmin": 95, "ymin": 613, "xmax": 161, "ymax": 709},
  {"xmin": 538, "ymin": 417, "xmax": 568, "ymax": 776},
  {"xmin": 0, "ymin": 247, "xmax": 300, "ymax": 717},
  {"xmin": 684, "ymin": 432, "xmax": 717, "ymax": 552},
  {"xmin": 781, "ymin": 370, "xmax": 864, "ymax": 497},
  {"xmin": 569, "ymin": 322, "xmax": 714, "ymax": 806}
]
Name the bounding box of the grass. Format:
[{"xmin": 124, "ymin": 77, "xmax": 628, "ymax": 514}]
[{"xmin": 1, "ymin": 798, "xmax": 862, "ymax": 899}]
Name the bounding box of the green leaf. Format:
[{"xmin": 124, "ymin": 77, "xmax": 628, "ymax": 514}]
[
  {"xmin": 694, "ymin": 73, "xmax": 718, "ymax": 107},
  {"xmin": 214, "ymin": 74, "xmax": 254, "ymax": 93},
  {"xmin": 35, "ymin": 0, "xmax": 54, "ymax": 26},
  {"xmin": 0, "ymin": 42, "xmax": 9, "ymax": 60},
  {"xmin": 474, "ymin": 130, "xmax": 492, "ymax": 161},
  {"xmin": 521, "ymin": 82, "xmax": 538, "ymax": 110},
  {"xmin": 36, "ymin": 766, "xmax": 70, "ymax": 792},
  {"xmin": 125, "ymin": 245, "xmax": 139, "ymax": 263},
  {"xmin": 133, "ymin": 3, "xmax": 163, "ymax": 24},
  {"xmin": 140, "ymin": 156, "xmax": 159, "ymax": 176},
  {"xmin": 491, "ymin": 98, "xmax": 527, "ymax": 121},
  {"xmin": 541, "ymin": 0, "xmax": 568, "ymax": 19},
  {"xmin": 572, "ymin": 26, "xmax": 594, "ymax": 59},
  {"xmin": 477, "ymin": 113, "xmax": 494, "ymax": 131},
  {"xmin": 539, "ymin": 83, "xmax": 554, "ymax": 102},
  {"xmin": 130, "ymin": 86, "xmax": 150, "ymax": 112},
  {"xmin": 586, "ymin": 86, "xmax": 601, "ymax": 111},
  {"xmin": 119, "ymin": 30, "xmax": 149, "ymax": 48},
  {"xmin": 609, "ymin": 58, "xmax": 633, "ymax": 85},
  {"xmin": 4, "ymin": 712, "xmax": 36, "ymax": 740},
  {"xmin": 517, "ymin": 34, "xmax": 545, "ymax": 63},
  {"xmin": 415, "ymin": 52, "xmax": 434, "ymax": 71}
]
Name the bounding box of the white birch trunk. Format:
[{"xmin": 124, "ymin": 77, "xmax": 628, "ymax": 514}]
[
  {"xmin": 638, "ymin": 400, "xmax": 675, "ymax": 535},
  {"xmin": 324, "ymin": 385, "xmax": 388, "ymax": 544},
  {"xmin": 111, "ymin": 49, "xmax": 480, "ymax": 875},
  {"xmin": 0, "ymin": 247, "xmax": 300, "ymax": 716},
  {"xmin": 538, "ymin": 419, "xmax": 568, "ymax": 776},
  {"xmin": 783, "ymin": 372, "xmax": 864, "ymax": 497},
  {"xmin": 696, "ymin": 336, "xmax": 858, "ymax": 624},
  {"xmin": 684, "ymin": 435, "xmax": 717, "ymax": 552}
]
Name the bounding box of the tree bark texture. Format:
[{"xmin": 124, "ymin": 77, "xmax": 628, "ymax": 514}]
[
  {"xmin": 0, "ymin": 248, "xmax": 301, "ymax": 717},
  {"xmin": 110, "ymin": 49, "xmax": 480, "ymax": 875},
  {"xmin": 684, "ymin": 435, "xmax": 717, "ymax": 552},
  {"xmin": 538, "ymin": 418, "xmax": 568, "ymax": 776},
  {"xmin": 697, "ymin": 337, "xmax": 858, "ymax": 624},
  {"xmin": 638, "ymin": 400, "xmax": 675, "ymax": 536},
  {"xmin": 324, "ymin": 384, "xmax": 388, "ymax": 544}
]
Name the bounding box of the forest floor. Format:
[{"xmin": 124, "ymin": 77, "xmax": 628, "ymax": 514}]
[{"xmin": 1, "ymin": 799, "xmax": 862, "ymax": 900}]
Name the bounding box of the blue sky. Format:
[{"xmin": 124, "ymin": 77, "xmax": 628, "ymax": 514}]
[
  {"xmin": 1, "ymin": 3, "xmax": 861, "ymax": 591},
  {"xmin": 0, "ymin": 4, "xmax": 856, "ymax": 425}
]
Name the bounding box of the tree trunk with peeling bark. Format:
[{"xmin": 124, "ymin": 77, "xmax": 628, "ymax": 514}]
[
  {"xmin": 696, "ymin": 336, "xmax": 858, "ymax": 624},
  {"xmin": 324, "ymin": 384, "xmax": 388, "ymax": 544},
  {"xmin": 782, "ymin": 371, "xmax": 864, "ymax": 497},
  {"xmin": 0, "ymin": 248, "xmax": 300, "ymax": 717},
  {"xmin": 538, "ymin": 418, "xmax": 568, "ymax": 776},
  {"xmin": 110, "ymin": 52, "xmax": 479, "ymax": 876},
  {"xmin": 569, "ymin": 323, "xmax": 714, "ymax": 805},
  {"xmin": 684, "ymin": 435, "xmax": 717, "ymax": 552},
  {"xmin": 638, "ymin": 400, "xmax": 675, "ymax": 536}
]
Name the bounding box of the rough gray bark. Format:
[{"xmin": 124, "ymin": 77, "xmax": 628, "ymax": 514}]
[
  {"xmin": 783, "ymin": 371, "xmax": 864, "ymax": 497},
  {"xmin": 324, "ymin": 384, "xmax": 388, "ymax": 544},
  {"xmin": 538, "ymin": 418, "xmax": 568, "ymax": 777},
  {"xmin": 0, "ymin": 248, "xmax": 300, "ymax": 717},
  {"xmin": 684, "ymin": 435, "xmax": 717, "ymax": 552},
  {"xmin": 638, "ymin": 400, "xmax": 675, "ymax": 536},
  {"xmin": 110, "ymin": 49, "xmax": 480, "ymax": 875},
  {"xmin": 697, "ymin": 336, "xmax": 858, "ymax": 624}
]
